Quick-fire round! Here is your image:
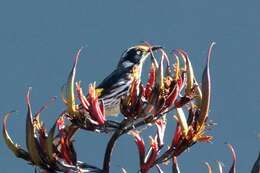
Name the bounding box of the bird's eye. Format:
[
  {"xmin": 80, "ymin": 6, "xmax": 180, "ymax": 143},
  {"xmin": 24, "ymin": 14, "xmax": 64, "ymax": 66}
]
[{"xmin": 136, "ymin": 50, "xmax": 141, "ymax": 55}]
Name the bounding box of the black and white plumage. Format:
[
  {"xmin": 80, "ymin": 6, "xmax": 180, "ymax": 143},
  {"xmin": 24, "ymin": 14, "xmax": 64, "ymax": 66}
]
[{"xmin": 96, "ymin": 44, "xmax": 161, "ymax": 116}]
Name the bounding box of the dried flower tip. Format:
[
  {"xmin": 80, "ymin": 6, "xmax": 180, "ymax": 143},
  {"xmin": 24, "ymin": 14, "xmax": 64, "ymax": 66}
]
[
  {"xmin": 197, "ymin": 42, "xmax": 215, "ymax": 128},
  {"xmin": 65, "ymin": 48, "xmax": 82, "ymax": 113},
  {"xmin": 217, "ymin": 160, "xmax": 223, "ymax": 173},
  {"xmin": 205, "ymin": 162, "xmax": 212, "ymax": 173}
]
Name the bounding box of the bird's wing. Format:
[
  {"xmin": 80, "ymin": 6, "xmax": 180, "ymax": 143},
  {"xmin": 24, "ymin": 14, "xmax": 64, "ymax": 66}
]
[{"xmin": 97, "ymin": 68, "xmax": 132, "ymax": 99}]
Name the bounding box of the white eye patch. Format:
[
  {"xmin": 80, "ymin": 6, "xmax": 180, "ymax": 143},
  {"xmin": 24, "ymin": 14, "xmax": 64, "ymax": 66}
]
[{"xmin": 122, "ymin": 60, "xmax": 134, "ymax": 68}]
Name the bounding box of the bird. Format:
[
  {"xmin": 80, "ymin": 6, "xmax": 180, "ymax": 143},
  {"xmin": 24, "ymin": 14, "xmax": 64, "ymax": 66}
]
[{"xmin": 94, "ymin": 44, "xmax": 162, "ymax": 116}]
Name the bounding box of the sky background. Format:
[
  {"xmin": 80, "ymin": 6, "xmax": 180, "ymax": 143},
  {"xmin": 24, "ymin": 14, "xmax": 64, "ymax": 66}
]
[{"xmin": 0, "ymin": 0, "xmax": 260, "ymax": 172}]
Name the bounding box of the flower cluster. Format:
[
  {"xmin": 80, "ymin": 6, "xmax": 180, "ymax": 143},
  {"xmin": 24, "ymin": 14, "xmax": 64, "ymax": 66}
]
[
  {"xmin": 116, "ymin": 43, "xmax": 215, "ymax": 172},
  {"xmin": 5, "ymin": 42, "xmax": 257, "ymax": 173},
  {"xmin": 3, "ymin": 89, "xmax": 102, "ymax": 172},
  {"xmin": 60, "ymin": 48, "xmax": 106, "ymax": 131}
]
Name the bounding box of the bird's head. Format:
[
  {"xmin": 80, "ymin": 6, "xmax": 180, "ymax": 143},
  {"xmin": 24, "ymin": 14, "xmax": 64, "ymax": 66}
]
[{"xmin": 117, "ymin": 44, "xmax": 162, "ymax": 69}]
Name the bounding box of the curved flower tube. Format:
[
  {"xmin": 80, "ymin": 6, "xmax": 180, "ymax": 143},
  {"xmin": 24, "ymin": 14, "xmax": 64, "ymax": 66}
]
[
  {"xmin": 131, "ymin": 131, "xmax": 159, "ymax": 173},
  {"xmin": 3, "ymin": 89, "xmax": 102, "ymax": 173}
]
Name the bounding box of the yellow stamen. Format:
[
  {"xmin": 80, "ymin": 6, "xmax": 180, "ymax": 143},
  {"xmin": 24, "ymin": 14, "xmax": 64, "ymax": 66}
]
[
  {"xmin": 95, "ymin": 88, "xmax": 104, "ymax": 97},
  {"xmin": 174, "ymin": 55, "xmax": 180, "ymax": 81}
]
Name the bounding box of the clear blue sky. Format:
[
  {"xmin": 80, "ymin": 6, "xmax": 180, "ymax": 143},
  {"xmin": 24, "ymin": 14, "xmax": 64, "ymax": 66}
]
[{"xmin": 0, "ymin": 1, "xmax": 259, "ymax": 172}]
